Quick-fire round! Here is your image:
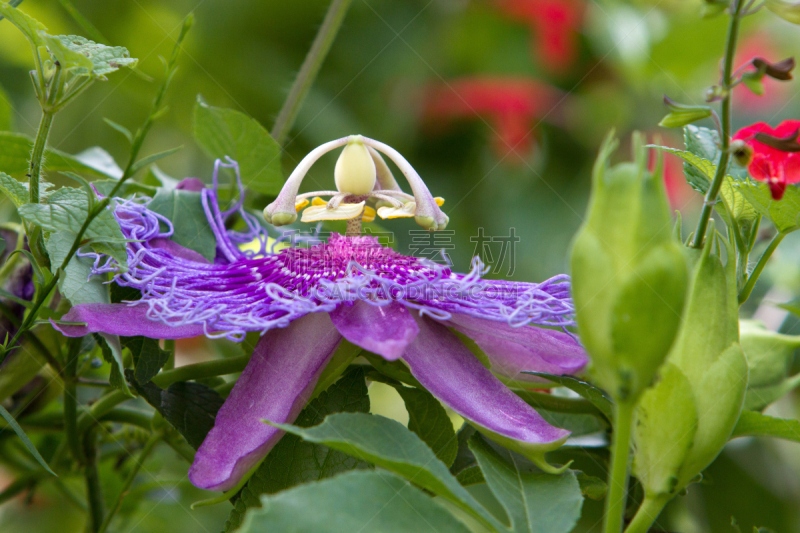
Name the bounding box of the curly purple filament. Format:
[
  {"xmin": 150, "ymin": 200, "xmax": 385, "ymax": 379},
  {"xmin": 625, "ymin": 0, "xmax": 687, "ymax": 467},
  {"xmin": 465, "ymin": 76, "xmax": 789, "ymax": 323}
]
[{"xmin": 80, "ymin": 158, "xmax": 576, "ymax": 341}]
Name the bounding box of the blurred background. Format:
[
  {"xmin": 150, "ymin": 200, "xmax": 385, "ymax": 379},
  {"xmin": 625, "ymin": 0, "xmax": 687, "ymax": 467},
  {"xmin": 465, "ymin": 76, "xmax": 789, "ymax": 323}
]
[{"xmin": 2, "ymin": 0, "xmax": 800, "ymax": 531}]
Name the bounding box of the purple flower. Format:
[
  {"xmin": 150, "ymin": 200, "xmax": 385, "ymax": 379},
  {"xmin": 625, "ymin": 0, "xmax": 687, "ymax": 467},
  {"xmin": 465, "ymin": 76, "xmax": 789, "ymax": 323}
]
[{"xmin": 54, "ymin": 138, "xmax": 588, "ymax": 492}]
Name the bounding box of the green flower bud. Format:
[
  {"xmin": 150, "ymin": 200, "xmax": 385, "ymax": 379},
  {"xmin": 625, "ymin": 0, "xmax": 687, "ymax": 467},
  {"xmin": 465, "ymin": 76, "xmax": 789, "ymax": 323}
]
[
  {"xmin": 634, "ymin": 236, "xmax": 748, "ymax": 499},
  {"xmin": 570, "ymin": 132, "xmax": 688, "ymax": 402},
  {"xmin": 740, "ymin": 319, "xmax": 800, "ymax": 410}
]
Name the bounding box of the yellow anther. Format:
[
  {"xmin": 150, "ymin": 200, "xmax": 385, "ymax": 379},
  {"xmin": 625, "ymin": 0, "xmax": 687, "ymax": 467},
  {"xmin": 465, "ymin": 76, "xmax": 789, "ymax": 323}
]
[
  {"xmin": 311, "ymin": 197, "xmax": 327, "ymax": 206},
  {"xmin": 294, "ymin": 198, "xmax": 310, "ymax": 211},
  {"xmin": 301, "ymin": 201, "xmax": 366, "ymax": 223},
  {"xmin": 362, "ymin": 205, "xmax": 376, "ymax": 222},
  {"xmin": 434, "ymin": 197, "xmax": 445, "ymax": 206},
  {"xmin": 377, "ymin": 202, "xmax": 416, "ymax": 219}
]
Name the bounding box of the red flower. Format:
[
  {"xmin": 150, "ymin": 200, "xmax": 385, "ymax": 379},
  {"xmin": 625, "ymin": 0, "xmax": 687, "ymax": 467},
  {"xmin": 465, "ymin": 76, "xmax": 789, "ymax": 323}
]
[
  {"xmin": 422, "ymin": 77, "xmax": 562, "ymax": 161},
  {"xmin": 732, "ymin": 120, "xmax": 800, "ymax": 200},
  {"xmin": 494, "ymin": 0, "xmax": 584, "ymax": 74}
]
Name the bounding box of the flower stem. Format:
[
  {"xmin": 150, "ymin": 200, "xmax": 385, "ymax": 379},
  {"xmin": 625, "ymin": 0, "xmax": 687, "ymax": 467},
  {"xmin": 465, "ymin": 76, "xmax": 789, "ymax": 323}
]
[
  {"xmin": 624, "ymin": 495, "xmax": 670, "ymax": 533},
  {"xmin": 83, "ymin": 427, "xmax": 104, "ymax": 533},
  {"xmin": 603, "ymin": 400, "xmax": 635, "ymax": 533},
  {"xmin": 271, "ymin": 0, "xmax": 353, "ymax": 146},
  {"xmin": 97, "ymin": 431, "xmax": 162, "ymax": 533},
  {"xmin": 738, "ymin": 231, "xmax": 786, "ymax": 304},
  {"xmin": 691, "ymin": 0, "xmax": 744, "ymax": 249},
  {"xmin": 64, "ymin": 339, "xmax": 83, "ymax": 463},
  {"xmin": 28, "ymin": 110, "xmax": 54, "ymax": 204},
  {"xmin": 151, "ymin": 355, "xmax": 250, "ymax": 388}
]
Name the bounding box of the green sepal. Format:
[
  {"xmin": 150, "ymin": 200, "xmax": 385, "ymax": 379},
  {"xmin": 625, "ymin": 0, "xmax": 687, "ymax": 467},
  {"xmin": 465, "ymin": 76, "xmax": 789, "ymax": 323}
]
[{"xmin": 570, "ymin": 131, "xmax": 688, "ymax": 402}]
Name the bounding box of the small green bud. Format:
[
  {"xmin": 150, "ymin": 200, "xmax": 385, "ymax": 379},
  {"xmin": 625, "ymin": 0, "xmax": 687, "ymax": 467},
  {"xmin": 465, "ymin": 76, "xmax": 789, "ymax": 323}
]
[
  {"xmin": 633, "ymin": 235, "xmax": 748, "ymax": 498},
  {"xmin": 658, "ymin": 96, "xmax": 713, "ymax": 129},
  {"xmin": 730, "ymin": 139, "xmax": 753, "ymax": 167},
  {"xmin": 570, "ymin": 132, "xmax": 688, "ymax": 402}
]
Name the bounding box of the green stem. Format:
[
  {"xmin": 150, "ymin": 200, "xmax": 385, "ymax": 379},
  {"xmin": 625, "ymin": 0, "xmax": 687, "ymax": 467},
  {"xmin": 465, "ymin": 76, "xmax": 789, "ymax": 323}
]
[
  {"xmin": 603, "ymin": 401, "xmax": 635, "ymax": 533},
  {"xmin": 270, "ymin": 0, "xmax": 353, "ymax": 146},
  {"xmin": 151, "ymin": 355, "xmax": 250, "ymax": 388},
  {"xmin": 691, "ymin": 0, "xmax": 744, "ymax": 249},
  {"xmin": 83, "ymin": 427, "xmax": 104, "ymax": 533},
  {"xmin": 624, "ymin": 495, "xmax": 670, "ymax": 533},
  {"xmin": 97, "ymin": 432, "xmax": 161, "ymax": 533},
  {"xmin": 517, "ymin": 390, "xmax": 606, "ymax": 419},
  {"xmin": 98, "ymin": 408, "xmax": 152, "ymax": 430},
  {"xmin": 64, "ymin": 339, "xmax": 82, "ymax": 463},
  {"xmin": 738, "ymin": 231, "xmax": 786, "ymax": 304},
  {"xmin": 28, "ymin": 110, "xmax": 54, "ymax": 205}
]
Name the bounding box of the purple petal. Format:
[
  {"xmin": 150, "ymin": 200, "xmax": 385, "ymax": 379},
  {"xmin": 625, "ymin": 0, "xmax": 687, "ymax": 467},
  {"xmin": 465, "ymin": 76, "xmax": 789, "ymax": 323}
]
[
  {"xmin": 150, "ymin": 238, "xmax": 210, "ymax": 263},
  {"xmin": 176, "ymin": 177, "xmax": 205, "ymax": 191},
  {"xmin": 329, "ymin": 301, "xmax": 419, "ymax": 360},
  {"xmin": 445, "ymin": 314, "xmax": 588, "ymax": 382},
  {"xmin": 189, "ymin": 312, "xmax": 342, "ymax": 491},
  {"xmin": 52, "ymin": 304, "xmax": 205, "ymax": 339},
  {"xmin": 402, "ymin": 316, "xmax": 570, "ymax": 448}
]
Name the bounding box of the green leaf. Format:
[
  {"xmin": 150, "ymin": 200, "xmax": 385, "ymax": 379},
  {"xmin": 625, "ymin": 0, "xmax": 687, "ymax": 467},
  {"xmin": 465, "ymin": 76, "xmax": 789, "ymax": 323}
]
[
  {"xmin": 147, "ymin": 189, "xmax": 216, "ymax": 261},
  {"xmin": 128, "ymin": 370, "xmax": 224, "ymax": 449},
  {"xmin": 18, "ymin": 186, "xmax": 127, "ymax": 267},
  {"xmin": 95, "ymin": 333, "xmax": 133, "ymax": 397},
  {"xmin": 225, "ymin": 366, "xmax": 372, "ymax": 532},
  {"xmin": 271, "ymin": 412, "xmax": 506, "ymax": 532},
  {"xmin": 633, "ymin": 362, "xmax": 698, "ymax": 497},
  {"xmin": 744, "ymin": 373, "xmax": 800, "ymax": 412},
  {"xmin": 238, "ymin": 470, "xmax": 471, "ymax": 533},
  {"xmin": 739, "ymin": 179, "xmax": 800, "ymax": 233},
  {"xmin": 127, "ymin": 145, "xmax": 182, "ymax": 177},
  {"xmin": 92, "ymin": 179, "xmax": 157, "ymax": 198},
  {"xmin": 45, "ymin": 230, "xmax": 110, "ymax": 306},
  {"xmin": 193, "ymin": 96, "xmax": 283, "ymax": 195},
  {"xmin": 456, "ymin": 466, "xmax": 485, "ymax": 486},
  {"xmin": 0, "ymin": 2, "xmax": 46, "ymax": 47},
  {"xmin": 0, "ymin": 173, "xmax": 54, "ymax": 208},
  {"xmin": 43, "ymin": 35, "xmax": 137, "ymax": 77},
  {"xmin": 523, "ymin": 372, "xmax": 613, "ymax": 421},
  {"xmin": 40, "ymin": 33, "xmax": 93, "ymax": 72},
  {"xmin": 0, "ymin": 132, "xmax": 117, "ymax": 179},
  {"xmin": 0, "ymin": 82, "xmax": 12, "ymax": 131},
  {"xmin": 103, "ymin": 118, "xmax": 133, "ymax": 143},
  {"xmin": 469, "ymin": 434, "xmax": 583, "ymax": 533},
  {"xmin": 0, "ymin": 172, "xmax": 29, "ymax": 207},
  {"xmin": 766, "ymin": 0, "xmax": 800, "ymax": 25},
  {"xmin": 732, "ymin": 410, "xmax": 800, "ymax": 442},
  {"xmin": 0, "ymin": 403, "xmax": 56, "ymax": 476},
  {"xmin": 658, "ymin": 97, "xmax": 712, "ymax": 128},
  {"xmin": 576, "ymin": 473, "xmax": 607, "ymax": 500},
  {"xmin": 450, "ymin": 423, "xmax": 479, "ymax": 476},
  {"xmin": 121, "ymin": 336, "xmax": 170, "ymax": 384},
  {"xmin": 655, "ymin": 145, "xmax": 757, "ymax": 225},
  {"xmin": 390, "ymin": 382, "xmax": 458, "ymax": 467},
  {"xmin": 740, "ymin": 319, "xmax": 800, "ymax": 390}
]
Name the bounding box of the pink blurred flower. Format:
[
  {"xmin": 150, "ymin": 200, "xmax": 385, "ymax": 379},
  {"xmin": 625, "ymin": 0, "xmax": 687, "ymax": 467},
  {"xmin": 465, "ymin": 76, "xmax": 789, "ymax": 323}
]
[
  {"xmin": 494, "ymin": 0, "xmax": 584, "ymax": 74},
  {"xmin": 733, "ymin": 33, "xmax": 791, "ymax": 113},
  {"xmin": 422, "ymin": 77, "xmax": 562, "ymax": 160},
  {"xmin": 649, "ymin": 137, "xmax": 700, "ymax": 211}
]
